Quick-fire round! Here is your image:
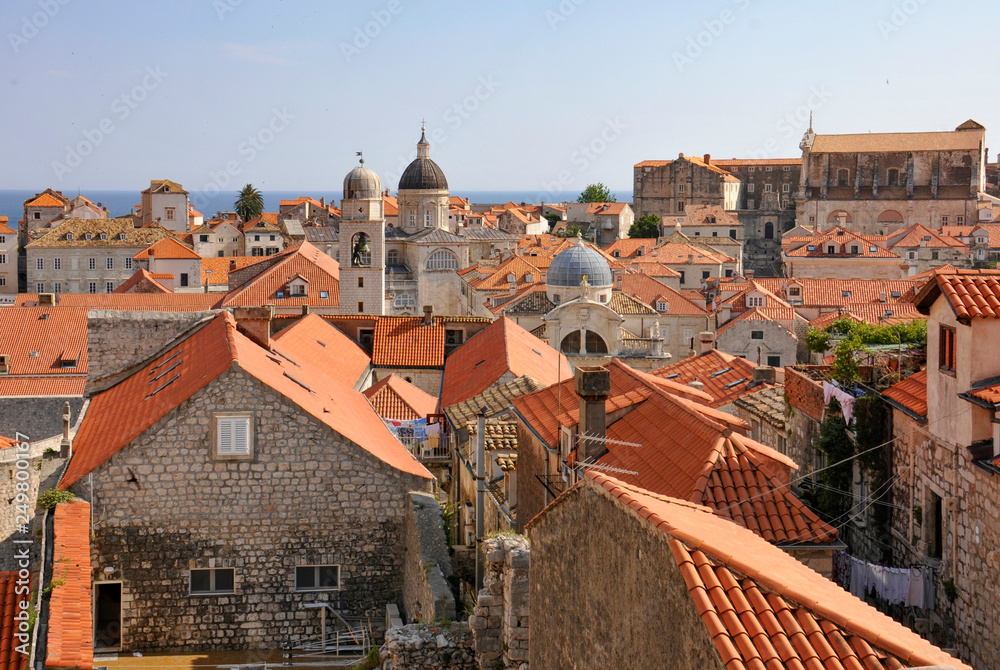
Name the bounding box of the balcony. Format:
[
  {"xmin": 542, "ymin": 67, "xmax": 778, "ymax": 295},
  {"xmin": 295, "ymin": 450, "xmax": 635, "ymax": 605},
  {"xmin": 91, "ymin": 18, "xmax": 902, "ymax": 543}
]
[
  {"xmin": 618, "ymin": 337, "xmax": 668, "ymax": 359},
  {"xmin": 398, "ymin": 432, "xmax": 451, "ymax": 463}
]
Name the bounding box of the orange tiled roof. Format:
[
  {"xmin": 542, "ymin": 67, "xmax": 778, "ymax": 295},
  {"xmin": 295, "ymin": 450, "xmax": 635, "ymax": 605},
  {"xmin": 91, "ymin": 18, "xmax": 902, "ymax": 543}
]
[
  {"xmin": 0, "ymin": 376, "xmax": 86, "ymax": 397},
  {"xmin": 711, "ymin": 157, "xmax": 802, "ymax": 167},
  {"xmin": 200, "ymin": 256, "xmax": 260, "ymax": 285},
  {"xmin": 651, "ymin": 350, "xmax": 767, "ymax": 409},
  {"xmin": 0, "ymin": 571, "xmax": 29, "ymax": 670},
  {"xmin": 48, "ymin": 499, "xmax": 93, "ymax": 670},
  {"xmin": 0, "ymin": 221, "xmax": 15, "ymax": 235},
  {"xmin": 57, "ymin": 293, "xmax": 220, "ymax": 311},
  {"xmin": 382, "ymin": 195, "xmax": 399, "ymax": 217},
  {"xmin": 603, "ymin": 238, "xmax": 657, "ymax": 259},
  {"xmin": 618, "ymin": 275, "xmax": 709, "ymax": 316},
  {"xmin": 0, "ymin": 307, "xmax": 88, "ymax": 377},
  {"xmin": 627, "ymin": 260, "xmax": 683, "ymax": 278},
  {"xmin": 883, "ymin": 369, "xmax": 927, "ymax": 420},
  {"xmin": 60, "ymin": 313, "xmax": 430, "ymax": 489},
  {"xmin": 373, "ymin": 317, "xmax": 445, "ymax": 368},
  {"xmin": 441, "ymin": 317, "xmax": 570, "ymax": 408},
  {"xmin": 735, "ymin": 278, "xmax": 924, "ymax": 309},
  {"xmin": 134, "ymin": 236, "xmax": 200, "ymax": 260},
  {"xmin": 964, "ymin": 377, "xmax": 1000, "ymax": 407},
  {"xmin": 579, "ymin": 474, "xmax": 969, "ymax": 670},
  {"xmin": 648, "ymin": 242, "xmax": 734, "ymax": 265},
  {"xmin": 594, "ymin": 385, "xmax": 834, "ymax": 544},
  {"xmin": 221, "ymin": 242, "xmax": 340, "ymax": 308},
  {"xmin": 583, "ymin": 202, "xmax": 627, "ymax": 215},
  {"xmin": 886, "ymin": 222, "xmax": 967, "ymax": 250},
  {"xmin": 25, "ymin": 192, "xmax": 67, "ymax": 208},
  {"xmin": 808, "ymin": 303, "xmax": 922, "ymax": 329},
  {"xmin": 915, "ymin": 268, "xmax": 1000, "ymax": 319},
  {"xmin": 467, "ymin": 255, "xmax": 541, "ymax": 291},
  {"xmin": 785, "ymin": 227, "xmax": 900, "ymax": 258},
  {"xmin": 114, "ymin": 268, "xmax": 172, "ymax": 294},
  {"xmin": 271, "ymin": 313, "xmax": 370, "ymax": 388},
  {"xmin": 363, "ymin": 374, "xmax": 440, "ymax": 421},
  {"xmin": 716, "ymin": 306, "xmax": 796, "ymax": 336}
]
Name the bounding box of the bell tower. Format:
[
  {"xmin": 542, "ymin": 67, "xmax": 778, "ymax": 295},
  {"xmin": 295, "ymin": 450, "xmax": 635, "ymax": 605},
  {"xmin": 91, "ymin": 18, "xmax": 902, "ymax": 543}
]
[{"xmin": 340, "ymin": 154, "xmax": 385, "ymax": 315}]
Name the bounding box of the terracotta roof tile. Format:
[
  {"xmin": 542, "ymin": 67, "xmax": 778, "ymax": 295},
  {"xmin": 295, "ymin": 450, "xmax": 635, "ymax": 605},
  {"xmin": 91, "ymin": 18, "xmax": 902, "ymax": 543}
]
[
  {"xmin": 26, "ymin": 219, "xmax": 171, "ymax": 249},
  {"xmin": 811, "ymin": 128, "xmax": 982, "ymax": 153},
  {"xmin": 733, "ymin": 386, "xmax": 786, "ymax": 429},
  {"xmin": 200, "ymin": 257, "xmax": 260, "ymax": 285},
  {"xmin": 444, "ymin": 376, "xmax": 543, "ymax": 427},
  {"xmin": 651, "ymin": 350, "xmax": 766, "ymax": 409},
  {"xmin": 886, "ymin": 223, "xmax": 967, "ymax": 250},
  {"xmin": 648, "ymin": 241, "xmax": 736, "ymax": 265},
  {"xmin": 734, "ymin": 278, "xmax": 924, "ymax": 310},
  {"xmin": 617, "ymin": 274, "xmax": 708, "ymax": 315},
  {"xmin": 784, "ymin": 228, "xmax": 900, "ymax": 259},
  {"xmin": 25, "ymin": 192, "xmax": 67, "ymax": 208},
  {"xmin": 48, "ymin": 499, "xmax": 93, "ymax": 670},
  {"xmin": 467, "ymin": 418, "xmax": 518, "ymax": 451},
  {"xmin": 582, "ymin": 474, "xmax": 973, "ymax": 670},
  {"xmin": 57, "ymin": 293, "xmax": 220, "ymax": 311},
  {"xmin": 221, "ymin": 242, "xmax": 340, "ymax": 308},
  {"xmin": 373, "ymin": 317, "xmax": 445, "ymax": 368},
  {"xmin": 0, "ymin": 307, "xmax": 88, "ymax": 377},
  {"xmin": 114, "ymin": 268, "xmax": 172, "ymax": 294},
  {"xmin": 271, "ymin": 313, "xmax": 370, "ymax": 388},
  {"xmin": 134, "ymin": 237, "xmax": 200, "ymax": 260},
  {"xmin": 441, "ymin": 317, "xmax": 570, "ymax": 408},
  {"xmin": 963, "ymin": 375, "xmax": 1000, "ymax": 408},
  {"xmin": 0, "ymin": 221, "xmax": 15, "ymax": 235},
  {"xmin": 363, "ymin": 374, "xmax": 440, "ymax": 421},
  {"xmin": 604, "ymin": 238, "xmax": 657, "ymax": 259},
  {"xmin": 926, "ymin": 270, "xmax": 1000, "ymax": 319},
  {"xmin": 0, "ymin": 571, "xmax": 29, "ymax": 670},
  {"xmin": 0, "ymin": 377, "xmax": 86, "ymax": 397},
  {"xmin": 61, "ymin": 313, "xmax": 430, "ymax": 489}
]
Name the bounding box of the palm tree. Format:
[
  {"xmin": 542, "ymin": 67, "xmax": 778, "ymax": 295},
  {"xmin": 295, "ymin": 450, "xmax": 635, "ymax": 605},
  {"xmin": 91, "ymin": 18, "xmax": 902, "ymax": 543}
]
[{"xmin": 234, "ymin": 184, "xmax": 264, "ymax": 223}]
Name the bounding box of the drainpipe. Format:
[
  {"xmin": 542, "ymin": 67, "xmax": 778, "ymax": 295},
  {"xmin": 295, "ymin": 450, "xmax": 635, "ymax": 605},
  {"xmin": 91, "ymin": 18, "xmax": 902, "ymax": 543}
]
[{"xmin": 475, "ymin": 406, "xmax": 487, "ymax": 591}]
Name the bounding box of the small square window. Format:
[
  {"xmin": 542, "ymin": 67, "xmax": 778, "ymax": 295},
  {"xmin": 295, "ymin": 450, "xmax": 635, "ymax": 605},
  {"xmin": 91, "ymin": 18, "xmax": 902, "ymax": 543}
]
[
  {"xmin": 295, "ymin": 565, "xmax": 340, "ymax": 591},
  {"xmin": 320, "ymin": 290, "xmax": 329, "ymax": 299},
  {"xmin": 35, "ymin": 283, "xmax": 44, "ymax": 293},
  {"xmin": 766, "ymin": 355, "xmax": 781, "ymax": 367},
  {"xmin": 125, "ymin": 258, "xmax": 133, "ymax": 270},
  {"xmin": 751, "ymin": 331, "xmax": 764, "ymax": 340},
  {"xmin": 190, "ymin": 568, "xmax": 235, "ymax": 595},
  {"xmin": 215, "ymin": 414, "xmax": 253, "ymax": 458}
]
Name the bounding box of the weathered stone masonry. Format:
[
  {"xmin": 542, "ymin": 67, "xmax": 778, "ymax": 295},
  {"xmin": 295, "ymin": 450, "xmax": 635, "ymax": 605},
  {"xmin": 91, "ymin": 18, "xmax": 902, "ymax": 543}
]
[{"xmin": 68, "ymin": 367, "xmax": 430, "ymax": 652}]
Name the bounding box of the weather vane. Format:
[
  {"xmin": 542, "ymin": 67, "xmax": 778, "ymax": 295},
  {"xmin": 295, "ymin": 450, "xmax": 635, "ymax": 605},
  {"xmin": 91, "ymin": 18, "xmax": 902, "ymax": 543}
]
[{"xmin": 356, "ymin": 151, "xmax": 364, "ymax": 164}]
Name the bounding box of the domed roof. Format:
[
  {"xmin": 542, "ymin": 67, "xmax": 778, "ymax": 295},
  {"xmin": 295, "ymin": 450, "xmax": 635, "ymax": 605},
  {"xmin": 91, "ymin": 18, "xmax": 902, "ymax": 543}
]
[
  {"xmin": 547, "ymin": 236, "xmax": 613, "ymax": 288},
  {"xmin": 343, "ymin": 161, "xmax": 381, "ymax": 200},
  {"xmin": 398, "ymin": 128, "xmax": 448, "ymax": 191}
]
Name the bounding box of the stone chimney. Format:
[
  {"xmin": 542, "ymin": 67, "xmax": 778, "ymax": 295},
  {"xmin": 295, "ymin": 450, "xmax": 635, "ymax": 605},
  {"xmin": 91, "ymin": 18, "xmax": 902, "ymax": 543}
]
[
  {"xmin": 301, "ymin": 304, "xmax": 310, "ymax": 316},
  {"xmin": 575, "ymin": 366, "xmax": 611, "ymax": 463},
  {"xmin": 59, "ymin": 401, "xmax": 72, "ymax": 458},
  {"xmin": 233, "ymin": 305, "xmax": 274, "ymax": 349},
  {"xmin": 753, "ymin": 366, "xmax": 776, "ymax": 385},
  {"xmin": 320, "ymin": 196, "xmax": 325, "ymax": 207},
  {"xmin": 422, "ymin": 305, "xmax": 433, "ymax": 326},
  {"xmin": 698, "ymin": 331, "xmax": 715, "ymax": 356},
  {"xmin": 38, "ymin": 293, "xmax": 55, "ymax": 307},
  {"xmin": 745, "ymin": 269, "xmax": 755, "ymax": 280},
  {"xmin": 148, "ymin": 250, "xmax": 155, "ymax": 271},
  {"xmin": 689, "ymin": 379, "xmax": 705, "ymax": 392},
  {"xmin": 703, "ymin": 153, "xmax": 711, "ymax": 165}
]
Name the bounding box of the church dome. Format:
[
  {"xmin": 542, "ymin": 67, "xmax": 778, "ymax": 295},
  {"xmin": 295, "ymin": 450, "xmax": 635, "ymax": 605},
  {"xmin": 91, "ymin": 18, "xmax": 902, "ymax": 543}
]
[
  {"xmin": 398, "ymin": 128, "xmax": 448, "ymax": 190},
  {"xmin": 547, "ymin": 236, "xmax": 613, "ymax": 288},
  {"xmin": 343, "ymin": 162, "xmax": 381, "ymax": 200}
]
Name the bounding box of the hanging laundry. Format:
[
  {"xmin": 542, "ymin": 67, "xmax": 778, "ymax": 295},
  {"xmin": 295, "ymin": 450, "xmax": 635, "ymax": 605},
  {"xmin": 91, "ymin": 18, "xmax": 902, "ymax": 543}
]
[{"xmin": 823, "ymin": 381, "xmax": 855, "ymax": 424}]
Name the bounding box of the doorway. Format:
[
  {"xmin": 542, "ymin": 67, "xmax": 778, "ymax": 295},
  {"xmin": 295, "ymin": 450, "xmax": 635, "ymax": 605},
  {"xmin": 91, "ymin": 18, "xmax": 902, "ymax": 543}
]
[{"xmin": 94, "ymin": 581, "xmax": 122, "ymax": 650}]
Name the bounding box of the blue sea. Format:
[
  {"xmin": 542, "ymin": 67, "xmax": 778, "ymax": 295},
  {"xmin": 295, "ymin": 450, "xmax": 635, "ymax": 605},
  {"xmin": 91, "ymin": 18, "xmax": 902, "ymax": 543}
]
[{"xmin": 0, "ymin": 189, "xmax": 633, "ymax": 230}]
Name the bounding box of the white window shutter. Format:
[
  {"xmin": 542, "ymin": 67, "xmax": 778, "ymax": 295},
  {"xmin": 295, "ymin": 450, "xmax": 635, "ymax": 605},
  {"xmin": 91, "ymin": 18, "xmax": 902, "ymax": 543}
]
[
  {"xmin": 218, "ymin": 418, "xmax": 234, "ymax": 455},
  {"xmin": 233, "ymin": 418, "xmax": 250, "ymax": 455}
]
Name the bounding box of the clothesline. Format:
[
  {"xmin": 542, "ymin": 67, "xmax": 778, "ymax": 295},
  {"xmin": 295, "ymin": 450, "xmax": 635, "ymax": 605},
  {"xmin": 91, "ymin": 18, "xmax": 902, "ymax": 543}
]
[{"xmin": 833, "ymin": 550, "xmax": 934, "ymax": 610}]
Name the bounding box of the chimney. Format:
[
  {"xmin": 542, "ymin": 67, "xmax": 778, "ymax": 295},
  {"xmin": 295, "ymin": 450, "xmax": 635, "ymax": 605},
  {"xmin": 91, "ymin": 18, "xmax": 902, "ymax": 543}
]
[
  {"xmin": 879, "ymin": 291, "xmax": 887, "ymax": 303},
  {"xmin": 302, "ymin": 304, "xmax": 310, "ymax": 316},
  {"xmin": 38, "ymin": 293, "xmax": 55, "ymax": 307},
  {"xmin": 575, "ymin": 366, "xmax": 611, "ymax": 462},
  {"xmin": 698, "ymin": 331, "xmax": 715, "ymax": 355},
  {"xmin": 233, "ymin": 305, "xmax": 274, "ymax": 349},
  {"xmin": 688, "ymin": 379, "xmax": 705, "ymax": 392},
  {"xmin": 753, "ymin": 366, "xmax": 776, "ymax": 385},
  {"xmin": 422, "ymin": 305, "xmax": 433, "ymax": 326},
  {"xmin": 703, "ymin": 153, "xmax": 711, "ymax": 165},
  {"xmin": 229, "ymin": 259, "xmax": 237, "ymax": 272},
  {"xmin": 320, "ymin": 197, "xmax": 325, "ymax": 207},
  {"xmin": 59, "ymin": 401, "xmax": 72, "ymax": 458},
  {"xmin": 745, "ymin": 269, "xmax": 754, "ymax": 280},
  {"xmin": 148, "ymin": 250, "xmax": 155, "ymax": 271}
]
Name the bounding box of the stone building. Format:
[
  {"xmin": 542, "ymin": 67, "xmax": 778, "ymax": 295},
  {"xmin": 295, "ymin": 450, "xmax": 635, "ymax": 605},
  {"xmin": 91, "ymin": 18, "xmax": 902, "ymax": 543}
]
[
  {"xmin": 133, "ymin": 237, "xmax": 203, "ymax": 291},
  {"xmin": 58, "ymin": 311, "xmax": 433, "ymax": 652},
  {"xmin": 563, "ymin": 202, "xmax": 634, "ymax": 246},
  {"xmin": 396, "ymin": 128, "xmax": 451, "ymax": 235},
  {"xmin": 0, "ymin": 218, "xmax": 16, "ymax": 297},
  {"xmin": 633, "ymin": 154, "xmax": 741, "ymax": 216},
  {"xmin": 796, "ymin": 119, "xmax": 987, "ymax": 234},
  {"xmin": 876, "ymin": 269, "xmax": 1000, "ymax": 667},
  {"xmin": 783, "ymin": 226, "xmax": 905, "ymax": 279},
  {"xmin": 526, "ymin": 472, "xmax": 971, "ymax": 670},
  {"xmin": 140, "ymin": 179, "xmax": 190, "ymax": 232},
  {"xmin": 25, "ymin": 218, "xmax": 171, "ymax": 294},
  {"xmin": 191, "ymin": 219, "xmax": 244, "ymax": 258}
]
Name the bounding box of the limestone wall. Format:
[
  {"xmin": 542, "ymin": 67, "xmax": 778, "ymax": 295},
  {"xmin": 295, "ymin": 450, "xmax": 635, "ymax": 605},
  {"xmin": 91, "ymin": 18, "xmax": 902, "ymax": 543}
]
[
  {"xmin": 469, "ymin": 535, "xmax": 530, "ymax": 670},
  {"xmin": 402, "ymin": 491, "xmax": 456, "ymax": 623},
  {"xmin": 380, "ymin": 623, "xmax": 476, "ymax": 669},
  {"xmin": 86, "ymin": 310, "xmax": 214, "ymax": 382}
]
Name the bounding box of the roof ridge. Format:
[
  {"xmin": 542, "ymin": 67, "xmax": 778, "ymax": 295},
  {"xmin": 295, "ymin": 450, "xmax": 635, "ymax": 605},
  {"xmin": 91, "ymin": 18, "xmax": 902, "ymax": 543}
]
[{"xmin": 221, "ymin": 311, "xmax": 242, "ymax": 364}]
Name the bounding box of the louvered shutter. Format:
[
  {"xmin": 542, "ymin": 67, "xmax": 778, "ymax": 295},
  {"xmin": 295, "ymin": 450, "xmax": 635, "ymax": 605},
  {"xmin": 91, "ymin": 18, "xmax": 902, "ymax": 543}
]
[
  {"xmin": 218, "ymin": 418, "xmax": 234, "ymax": 455},
  {"xmin": 233, "ymin": 417, "xmax": 250, "ymax": 455}
]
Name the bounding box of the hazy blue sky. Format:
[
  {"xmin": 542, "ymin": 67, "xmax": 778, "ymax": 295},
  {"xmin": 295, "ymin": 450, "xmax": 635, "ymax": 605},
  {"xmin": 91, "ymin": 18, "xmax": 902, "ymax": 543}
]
[{"xmin": 1, "ymin": 0, "xmax": 997, "ymax": 198}]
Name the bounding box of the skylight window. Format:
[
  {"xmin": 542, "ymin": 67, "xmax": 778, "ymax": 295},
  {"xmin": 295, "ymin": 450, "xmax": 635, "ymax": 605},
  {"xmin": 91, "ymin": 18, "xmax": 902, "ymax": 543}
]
[
  {"xmin": 710, "ymin": 367, "xmax": 733, "ymax": 378},
  {"xmin": 149, "ymin": 350, "xmax": 181, "ymax": 374},
  {"xmin": 145, "ymin": 373, "xmax": 181, "ymax": 400},
  {"xmin": 724, "ymin": 378, "xmax": 747, "ymax": 389},
  {"xmin": 665, "ymin": 373, "xmax": 680, "ymax": 380},
  {"xmin": 283, "ymin": 371, "xmax": 316, "ymax": 394}
]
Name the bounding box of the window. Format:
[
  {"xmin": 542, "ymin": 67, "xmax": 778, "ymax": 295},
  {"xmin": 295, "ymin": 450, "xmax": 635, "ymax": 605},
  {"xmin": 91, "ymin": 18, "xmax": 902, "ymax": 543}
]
[
  {"xmin": 887, "ymin": 168, "xmax": 899, "ymax": 186},
  {"xmin": 0, "ymin": 278, "xmax": 5, "ymax": 287},
  {"xmin": 387, "ymin": 250, "xmax": 399, "ymax": 265},
  {"xmin": 701, "ymin": 270, "xmax": 710, "ymax": 280},
  {"xmin": 678, "ymin": 271, "xmax": 685, "ymax": 284},
  {"xmin": 908, "ymin": 251, "xmax": 917, "ymax": 260},
  {"xmin": 295, "ymin": 565, "xmax": 340, "ymax": 591},
  {"xmin": 409, "ymin": 211, "xmax": 416, "ymax": 227},
  {"xmin": 106, "ymin": 257, "xmax": 114, "ymax": 270},
  {"xmin": 0, "ymin": 236, "xmax": 4, "ymax": 244},
  {"xmin": 939, "ymin": 325, "xmax": 956, "ymax": 373},
  {"xmin": 869, "ymin": 246, "xmax": 878, "ymax": 253},
  {"xmin": 190, "ymin": 568, "xmax": 235, "ymax": 595},
  {"xmin": 827, "ymin": 246, "xmax": 836, "ymax": 254},
  {"xmin": 426, "ymin": 250, "xmax": 458, "ymax": 271},
  {"xmin": 837, "ymin": 169, "xmax": 849, "ymax": 187},
  {"xmin": 789, "ymin": 286, "xmax": 801, "ymax": 296},
  {"xmin": 424, "ymin": 211, "xmax": 432, "ymax": 227},
  {"xmin": 218, "ymin": 251, "xmax": 224, "ymax": 257},
  {"xmin": 683, "ymin": 328, "xmax": 694, "ymax": 347},
  {"xmin": 270, "ymin": 235, "xmax": 276, "ymax": 241},
  {"xmin": 200, "ymin": 235, "xmax": 209, "ymax": 242},
  {"xmin": 36, "ymin": 258, "xmax": 43, "ymax": 270},
  {"xmin": 35, "ymin": 283, "xmax": 44, "ymax": 293},
  {"xmin": 33, "ymin": 212, "xmax": 40, "ymax": 220},
  {"xmin": 783, "ymin": 166, "xmax": 790, "ymax": 171},
  {"xmin": 764, "ymin": 183, "xmax": 772, "ymax": 193},
  {"xmin": 252, "ymin": 248, "xmax": 263, "ymax": 257},
  {"xmin": 395, "ymin": 293, "xmax": 415, "ymax": 308},
  {"xmin": 84, "ymin": 233, "xmax": 92, "ymax": 241},
  {"xmin": 957, "ymin": 216, "xmax": 965, "ymax": 225},
  {"xmin": 782, "ymin": 183, "xmax": 790, "ymax": 193},
  {"xmin": 99, "ymin": 233, "xmax": 108, "ymax": 241},
  {"xmin": 125, "ymin": 258, "xmax": 133, "ymax": 270},
  {"xmin": 357, "ymin": 277, "xmax": 364, "ymax": 288},
  {"xmin": 767, "ymin": 355, "xmax": 781, "ymax": 367},
  {"xmin": 748, "ymin": 167, "xmax": 755, "ymax": 172},
  {"xmin": 676, "ymin": 201, "xmax": 685, "ymax": 212},
  {"xmin": 751, "ymin": 331, "xmax": 764, "ymax": 340},
  {"xmin": 53, "ymin": 283, "xmax": 61, "ymax": 294},
  {"xmin": 931, "ymin": 251, "xmax": 939, "ymax": 260},
  {"xmin": 841, "ymin": 290, "xmax": 852, "ymax": 297},
  {"xmin": 358, "ymin": 301, "xmax": 364, "ymax": 313},
  {"xmin": 254, "ymin": 235, "xmax": 261, "ymax": 242},
  {"xmin": 88, "ymin": 282, "xmax": 97, "ymax": 294},
  {"xmin": 320, "ymin": 290, "xmax": 329, "ymax": 299},
  {"xmin": 746, "ymin": 296, "xmax": 765, "ymax": 308},
  {"xmin": 165, "ymin": 207, "xmax": 175, "ymax": 221},
  {"xmin": 747, "ymin": 200, "xmax": 754, "ymax": 210},
  {"xmin": 53, "ymin": 258, "xmax": 61, "ymax": 270},
  {"xmin": 180, "ymin": 273, "xmax": 189, "ymax": 287},
  {"xmin": 105, "ymin": 281, "xmax": 114, "ymax": 293},
  {"xmin": 850, "ymin": 245, "xmax": 859, "ymax": 254},
  {"xmin": 678, "ymin": 184, "xmax": 685, "ymax": 194},
  {"xmin": 925, "ymin": 489, "xmax": 944, "ymax": 560},
  {"xmin": 290, "ymin": 282, "xmax": 307, "ymax": 296},
  {"xmin": 89, "ymin": 258, "xmax": 96, "ymax": 270},
  {"xmin": 747, "ymin": 183, "xmax": 755, "ymax": 194},
  {"xmin": 216, "ymin": 415, "xmax": 252, "ymax": 457}
]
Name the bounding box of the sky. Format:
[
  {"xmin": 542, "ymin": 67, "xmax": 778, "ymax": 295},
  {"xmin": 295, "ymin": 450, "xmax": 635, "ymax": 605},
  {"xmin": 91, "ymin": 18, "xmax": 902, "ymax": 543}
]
[{"xmin": 1, "ymin": 0, "xmax": 998, "ymax": 199}]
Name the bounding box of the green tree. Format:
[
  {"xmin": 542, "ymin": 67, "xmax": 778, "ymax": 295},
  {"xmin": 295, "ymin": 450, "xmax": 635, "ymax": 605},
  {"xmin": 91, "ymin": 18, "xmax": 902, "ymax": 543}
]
[
  {"xmin": 234, "ymin": 183, "xmax": 264, "ymax": 223},
  {"xmin": 559, "ymin": 224, "xmax": 590, "ymax": 241},
  {"xmin": 815, "ymin": 397, "xmax": 855, "ymax": 520},
  {"xmin": 542, "ymin": 211, "xmax": 562, "ymax": 231},
  {"xmin": 577, "ymin": 183, "xmax": 616, "ymax": 203},
  {"xmin": 628, "ymin": 213, "xmax": 660, "ymax": 239}
]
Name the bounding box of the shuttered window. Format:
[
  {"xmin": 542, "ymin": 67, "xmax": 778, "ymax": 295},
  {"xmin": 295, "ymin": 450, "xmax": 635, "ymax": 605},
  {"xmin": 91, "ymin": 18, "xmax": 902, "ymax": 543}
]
[{"xmin": 217, "ymin": 416, "xmax": 251, "ymax": 456}]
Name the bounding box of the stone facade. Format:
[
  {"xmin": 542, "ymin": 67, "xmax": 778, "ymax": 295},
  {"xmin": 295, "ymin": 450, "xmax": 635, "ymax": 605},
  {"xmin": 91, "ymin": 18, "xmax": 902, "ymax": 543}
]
[
  {"xmin": 380, "ymin": 622, "xmax": 476, "ymax": 670},
  {"xmin": 784, "ymin": 367, "xmax": 826, "ymax": 489},
  {"xmin": 527, "ymin": 482, "xmax": 726, "ymax": 669},
  {"xmin": 716, "ymin": 316, "xmax": 802, "ymax": 368},
  {"xmin": 401, "ymin": 491, "xmax": 456, "ymax": 624},
  {"xmin": 66, "ymin": 366, "xmax": 431, "ymax": 651},
  {"xmin": 469, "ymin": 535, "xmax": 530, "ymax": 669},
  {"xmin": 191, "ymin": 221, "xmax": 244, "ymax": 258},
  {"xmin": 0, "ymin": 398, "xmax": 86, "ymax": 445}
]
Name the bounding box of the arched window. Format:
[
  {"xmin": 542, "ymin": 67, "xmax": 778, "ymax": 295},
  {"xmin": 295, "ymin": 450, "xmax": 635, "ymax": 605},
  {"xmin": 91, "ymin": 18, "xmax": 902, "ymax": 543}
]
[
  {"xmin": 585, "ymin": 330, "xmax": 608, "ymax": 354},
  {"xmin": 560, "ymin": 330, "xmax": 581, "ymax": 354},
  {"xmin": 560, "ymin": 329, "xmax": 608, "ymax": 355},
  {"xmin": 387, "ymin": 249, "xmax": 399, "ymax": 265},
  {"xmin": 351, "ymin": 233, "xmax": 371, "ymax": 267},
  {"xmin": 877, "ymin": 210, "xmax": 903, "ymax": 224},
  {"xmin": 394, "ymin": 293, "xmax": 415, "ymax": 308},
  {"xmin": 764, "ymin": 221, "xmax": 774, "ymax": 240},
  {"xmin": 826, "ymin": 210, "xmax": 853, "ymax": 224},
  {"xmin": 426, "ymin": 249, "xmax": 458, "ymax": 271}
]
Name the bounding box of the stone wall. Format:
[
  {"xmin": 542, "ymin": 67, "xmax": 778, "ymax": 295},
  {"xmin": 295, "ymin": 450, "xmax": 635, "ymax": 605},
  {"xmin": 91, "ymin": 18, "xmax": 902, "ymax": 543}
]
[
  {"xmin": 469, "ymin": 535, "xmax": 529, "ymax": 669},
  {"xmin": 402, "ymin": 491, "xmax": 456, "ymax": 623},
  {"xmin": 0, "ymin": 398, "xmax": 85, "ymax": 444},
  {"xmin": 68, "ymin": 366, "xmax": 431, "ymax": 652},
  {"xmin": 380, "ymin": 622, "xmax": 476, "ymax": 669},
  {"xmin": 86, "ymin": 310, "xmax": 214, "ymax": 382}
]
